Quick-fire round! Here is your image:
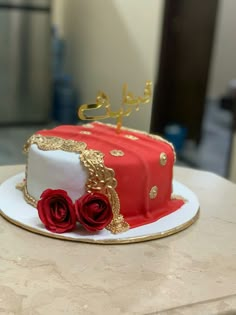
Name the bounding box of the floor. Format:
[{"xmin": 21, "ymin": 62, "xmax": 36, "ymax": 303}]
[{"xmin": 0, "ymin": 101, "xmax": 233, "ymax": 178}]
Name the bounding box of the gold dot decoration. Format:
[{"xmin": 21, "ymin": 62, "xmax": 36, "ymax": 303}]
[
  {"xmin": 160, "ymin": 152, "xmax": 167, "ymax": 166},
  {"xmin": 80, "ymin": 131, "xmax": 92, "ymax": 135},
  {"xmin": 110, "ymin": 150, "xmax": 125, "ymax": 157},
  {"xmin": 124, "ymin": 134, "xmax": 139, "ymax": 141},
  {"xmin": 84, "ymin": 123, "xmax": 94, "ymax": 128},
  {"xmin": 149, "ymin": 186, "xmax": 158, "ymax": 199}
]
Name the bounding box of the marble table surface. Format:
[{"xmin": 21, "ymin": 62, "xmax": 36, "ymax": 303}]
[{"xmin": 0, "ymin": 165, "xmax": 236, "ymax": 315}]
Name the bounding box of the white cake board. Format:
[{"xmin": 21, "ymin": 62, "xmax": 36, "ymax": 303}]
[{"xmin": 0, "ymin": 173, "xmax": 199, "ymax": 244}]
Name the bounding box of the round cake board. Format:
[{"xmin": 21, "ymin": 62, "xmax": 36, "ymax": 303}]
[{"xmin": 0, "ymin": 173, "xmax": 199, "ymax": 244}]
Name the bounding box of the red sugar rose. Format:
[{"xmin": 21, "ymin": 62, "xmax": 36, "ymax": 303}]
[
  {"xmin": 75, "ymin": 193, "xmax": 113, "ymax": 231},
  {"xmin": 37, "ymin": 189, "xmax": 76, "ymax": 233}
]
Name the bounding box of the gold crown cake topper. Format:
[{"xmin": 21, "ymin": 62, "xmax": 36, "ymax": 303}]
[{"xmin": 78, "ymin": 81, "xmax": 152, "ymax": 133}]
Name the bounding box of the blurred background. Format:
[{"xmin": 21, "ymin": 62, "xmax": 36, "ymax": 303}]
[{"xmin": 0, "ymin": 0, "xmax": 236, "ymax": 182}]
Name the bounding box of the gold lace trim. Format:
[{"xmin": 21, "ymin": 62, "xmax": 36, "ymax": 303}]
[
  {"xmin": 23, "ymin": 134, "xmax": 87, "ymax": 153},
  {"xmin": 22, "ymin": 134, "xmax": 129, "ymax": 234},
  {"xmin": 16, "ymin": 182, "xmax": 37, "ymax": 207},
  {"xmin": 24, "ymin": 185, "xmax": 37, "ymax": 207},
  {"xmin": 80, "ymin": 150, "xmax": 129, "ymax": 233}
]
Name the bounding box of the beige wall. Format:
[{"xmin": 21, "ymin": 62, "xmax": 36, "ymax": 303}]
[
  {"xmin": 207, "ymin": 0, "xmax": 236, "ymax": 99},
  {"xmin": 51, "ymin": 0, "xmax": 65, "ymax": 36},
  {"xmin": 52, "ymin": 0, "xmax": 164, "ymax": 132}
]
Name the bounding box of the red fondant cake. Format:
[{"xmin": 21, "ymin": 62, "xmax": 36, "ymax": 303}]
[{"xmin": 23, "ymin": 122, "xmax": 184, "ymax": 234}]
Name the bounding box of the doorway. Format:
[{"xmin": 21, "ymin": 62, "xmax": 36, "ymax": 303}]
[{"xmin": 151, "ymin": 0, "xmax": 219, "ymax": 144}]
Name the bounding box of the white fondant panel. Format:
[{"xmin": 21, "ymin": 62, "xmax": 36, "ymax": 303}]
[{"xmin": 27, "ymin": 145, "xmax": 88, "ymax": 202}]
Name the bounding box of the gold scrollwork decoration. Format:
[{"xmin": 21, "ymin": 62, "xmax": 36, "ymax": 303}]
[{"xmin": 80, "ymin": 149, "xmax": 129, "ymax": 234}]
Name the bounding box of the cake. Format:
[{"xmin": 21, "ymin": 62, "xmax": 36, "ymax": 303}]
[{"xmin": 21, "ymin": 122, "xmax": 184, "ymax": 234}]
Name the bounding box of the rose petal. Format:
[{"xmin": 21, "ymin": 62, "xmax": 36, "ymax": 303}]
[
  {"xmin": 37, "ymin": 189, "xmax": 76, "ymax": 233},
  {"xmin": 75, "ymin": 192, "xmax": 113, "ymax": 232}
]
